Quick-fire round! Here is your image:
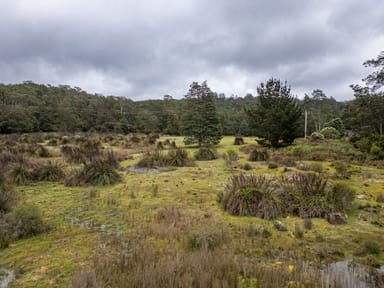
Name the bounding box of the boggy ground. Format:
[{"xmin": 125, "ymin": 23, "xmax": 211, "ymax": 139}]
[{"xmin": 1, "ymin": 134, "xmax": 384, "ymax": 287}]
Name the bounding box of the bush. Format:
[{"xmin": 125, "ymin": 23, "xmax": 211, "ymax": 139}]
[
  {"xmin": 9, "ymin": 204, "xmax": 46, "ymax": 238},
  {"xmin": 194, "ymin": 147, "xmax": 218, "ymax": 161},
  {"xmin": 0, "ymin": 172, "xmax": 17, "ymax": 213},
  {"xmin": 66, "ymin": 159, "xmax": 121, "ymax": 186},
  {"xmin": 329, "ymin": 182, "xmax": 355, "ymax": 211},
  {"xmin": 310, "ymin": 132, "xmax": 324, "ymax": 141},
  {"xmin": 320, "ymin": 127, "xmax": 340, "ymax": 139},
  {"xmin": 248, "ymin": 149, "xmax": 269, "ymax": 161},
  {"xmin": 331, "ymin": 161, "xmax": 350, "ymax": 178},
  {"xmin": 221, "ymin": 174, "xmax": 281, "ymax": 219}
]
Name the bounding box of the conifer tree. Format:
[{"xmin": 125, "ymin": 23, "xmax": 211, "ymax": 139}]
[
  {"xmin": 181, "ymin": 81, "xmax": 222, "ymax": 147},
  {"xmin": 246, "ymin": 78, "xmax": 302, "ymax": 147}
]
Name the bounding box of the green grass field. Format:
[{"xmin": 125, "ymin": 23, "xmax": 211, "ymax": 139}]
[{"xmin": 1, "ymin": 135, "xmax": 384, "ymax": 287}]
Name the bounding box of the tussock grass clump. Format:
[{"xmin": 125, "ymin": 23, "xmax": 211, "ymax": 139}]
[
  {"xmin": 248, "ymin": 149, "xmax": 269, "ymax": 161},
  {"xmin": 0, "ymin": 150, "xmax": 27, "ymax": 170},
  {"xmin": 234, "ymin": 136, "xmax": 244, "ymax": 145},
  {"xmin": 136, "ymin": 150, "xmax": 169, "ymax": 168},
  {"xmin": 280, "ymin": 173, "xmax": 354, "ymax": 219},
  {"xmin": 65, "ymin": 159, "xmax": 121, "ymax": 186},
  {"xmin": 31, "ymin": 161, "xmax": 65, "ymax": 182},
  {"xmin": 239, "ymin": 144, "xmax": 258, "ymax": 154},
  {"xmin": 61, "ymin": 145, "xmax": 84, "ymax": 163},
  {"xmin": 8, "ymin": 163, "xmax": 33, "ymax": 185},
  {"xmin": 280, "ymin": 173, "xmax": 329, "ymax": 218},
  {"xmin": 194, "ymin": 147, "xmax": 218, "ymax": 161},
  {"xmin": 167, "ymin": 148, "xmax": 193, "ymax": 166},
  {"xmin": 223, "ymin": 150, "xmax": 239, "ymax": 169},
  {"xmin": 136, "ymin": 149, "xmax": 194, "ymax": 168},
  {"xmin": 221, "ymin": 174, "xmax": 281, "ymax": 219}
]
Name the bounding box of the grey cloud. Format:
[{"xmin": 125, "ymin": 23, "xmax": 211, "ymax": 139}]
[{"xmin": 0, "ymin": 0, "xmax": 383, "ymax": 100}]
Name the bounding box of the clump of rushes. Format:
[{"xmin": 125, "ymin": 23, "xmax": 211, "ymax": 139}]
[
  {"xmin": 65, "ymin": 159, "xmax": 121, "ymax": 186},
  {"xmin": 234, "ymin": 136, "xmax": 244, "ymax": 145},
  {"xmin": 136, "ymin": 148, "xmax": 194, "ymax": 168},
  {"xmin": 194, "ymin": 147, "xmax": 219, "ymax": 161},
  {"xmin": 31, "ymin": 161, "xmax": 65, "ymax": 182},
  {"xmin": 248, "ymin": 149, "xmax": 269, "ymax": 161},
  {"xmin": 220, "ymin": 174, "xmax": 281, "ymax": 220}
]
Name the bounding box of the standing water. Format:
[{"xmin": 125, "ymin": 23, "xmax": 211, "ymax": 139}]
[
  {"xmin": 0, "ymin": 267, "xmax": 15, "ymax": 288},
  {"xmin": 321, "ymin": 260, "xmax": 384, "ymax": 288}
]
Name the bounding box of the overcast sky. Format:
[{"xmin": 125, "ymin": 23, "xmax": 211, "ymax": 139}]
[{"xmin": 0, "ymin": 0, "xmax": 383, "ymax": 100}]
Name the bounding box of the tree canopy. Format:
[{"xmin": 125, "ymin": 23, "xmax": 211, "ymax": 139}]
[
  {"xmin": 246, "ymin": 78, "xmax": 302, "ymax": 147},
  {"xmin": 180, "ymin": 82, "xmax": 222, "ymax": 147}
]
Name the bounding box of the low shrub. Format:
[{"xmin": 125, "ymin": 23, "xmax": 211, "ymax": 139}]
[
  {"xmin": 0, "ymin": 214, "xmax": 13, "ymax": 248},
  {"xmin": 242, "ymin": 163, "xmax": 253, "ymax": 171},
  {"xmin": 294, "ymin": 223, "xmax": 304, "ymax": 238},
  {"xmin": 310, "ymin": 132, "xmax": 324, "ymax": 141},
  {"xmin": 248, "ymin": 149, "xmax": 269, "ymax": 161},
  {"xmin": 194, "ymin": 147, "xmax": 218, "ymax": 161},
  {"xmin": 186, "ymin": 227, "xmax": 230, "ymax": 250},
  {"xmin": 0, "ymin": 172, "xmax": 18, "ymax": 213},
  {"xmin": 320, "ymin": 127, "xmax": 340, "ymax": 139},
  {"xmin": 221, "ymin": 174, "xmax": 281, "ymax": 219},
  {"xmin": 329, "ymin": 182, "xmax": 355, "ymax": 211},
  {"xmin": 331, "ymin": 161, "xmax": 350, "ymax": 179},
  {"xmin": 268, "ymin": 162, "xmax": 278, "ymax": 169},
  {"xmin": 9, "ymin": 203, "xmax": 46, "ymax": 238},
  {"xmin": 303, "ymin": 218, "xmax": 313, "ymax": 230}
]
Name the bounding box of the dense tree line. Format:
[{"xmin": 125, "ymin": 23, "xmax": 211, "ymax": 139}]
[{"xmin": 0, "ymin": 51, "xmax": 383, "ymax": 142}]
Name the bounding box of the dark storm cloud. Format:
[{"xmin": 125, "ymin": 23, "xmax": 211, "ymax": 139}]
[{"xmin": 0, "ymin": 0, "xmax": 383, "ymax": 100}]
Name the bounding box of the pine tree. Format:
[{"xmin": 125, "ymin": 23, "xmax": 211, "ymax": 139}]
[
  {"xmin": 181, "ymin": 81, "xmax": 222, "ymax": 147},
  {"xmin": 246, "ymin": 78, "xmax": 302, "ymax": 147}
]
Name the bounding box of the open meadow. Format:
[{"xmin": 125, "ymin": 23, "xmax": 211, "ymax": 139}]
[{"xmin": 1, "ymin": 133, "xmax": 384, "ymax": 287}]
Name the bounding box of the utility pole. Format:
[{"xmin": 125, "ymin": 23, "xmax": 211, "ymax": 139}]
[{"xmin": 304, "ymin": 110, "xmax": 308, "ymax": 140}]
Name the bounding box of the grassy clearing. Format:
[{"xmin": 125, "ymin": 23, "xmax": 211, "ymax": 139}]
[{"xmin": 1, "ymin": 135, "xmax": 384, "ymax": 287}]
